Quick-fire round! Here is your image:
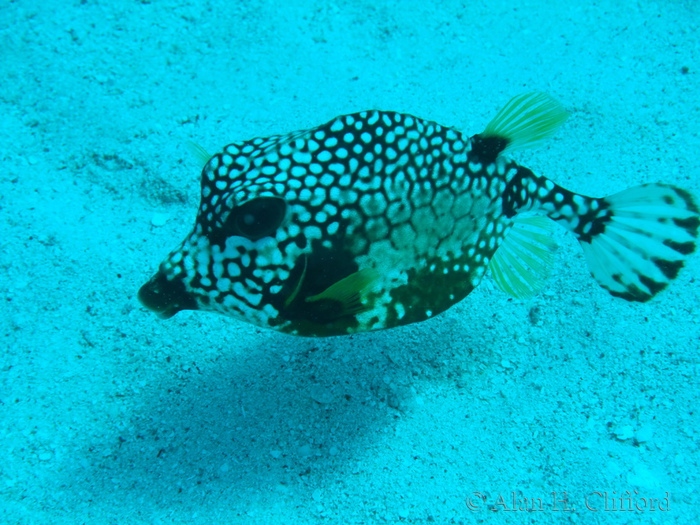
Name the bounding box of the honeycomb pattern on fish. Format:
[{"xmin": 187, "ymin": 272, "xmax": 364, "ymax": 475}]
[{"xmin": 139, "ymin": 93, "xmax": 699, "ymax": 336}]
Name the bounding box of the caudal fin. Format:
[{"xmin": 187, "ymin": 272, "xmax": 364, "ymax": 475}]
[{"xmin": 579, "ymin": 184, "xmax": 698, "ymax": 302}]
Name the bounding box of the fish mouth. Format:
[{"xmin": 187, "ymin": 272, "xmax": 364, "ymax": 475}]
[
  {"xmin": 138, "ymin": 271, "xmax": 197, "ymax": 319},
  {"xmin": 151, "ymin": 306, "xmax": 181, "ymax": 320}
]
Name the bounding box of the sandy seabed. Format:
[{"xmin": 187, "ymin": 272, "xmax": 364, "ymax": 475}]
[{"xmin": 1, "ymin": 1, "xmax": 699, "ymax": 524}]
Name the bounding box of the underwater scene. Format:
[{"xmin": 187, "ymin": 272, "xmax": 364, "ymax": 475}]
[{"xmin": 2, "ymin": 0, "xmax": 698, "ymax": 523}]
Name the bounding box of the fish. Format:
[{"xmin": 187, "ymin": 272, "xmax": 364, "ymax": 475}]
[{"xmin": 138, "ymin": 93, "xmax": 699, "ymax": 337}]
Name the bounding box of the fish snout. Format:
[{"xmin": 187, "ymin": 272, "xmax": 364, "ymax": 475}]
[{"xmin": 138, "ymin": 271, "xmax": 197, "ymax": 319}]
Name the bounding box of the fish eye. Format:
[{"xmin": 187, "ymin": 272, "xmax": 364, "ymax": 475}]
[{"xmin": 227, "ymin": 197, "xmax": 287, "ymax": 241}]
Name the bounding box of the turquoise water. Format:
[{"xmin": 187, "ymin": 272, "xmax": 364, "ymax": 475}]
[{"xmin": 2, "ymin": 1, "xmax": 698, "ymax": 523}]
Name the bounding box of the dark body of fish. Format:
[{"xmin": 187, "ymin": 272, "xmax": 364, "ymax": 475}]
[{"xmin": 139, "ymin": 93, "xmax": 698, "ymax": 336}]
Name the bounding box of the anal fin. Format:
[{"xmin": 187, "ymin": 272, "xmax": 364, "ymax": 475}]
[{"xmin": 489, "ymin": 216, "xmax": 558, "ymax": 299}]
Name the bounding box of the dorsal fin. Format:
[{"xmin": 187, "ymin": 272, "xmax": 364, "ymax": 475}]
[{"xmin": 481, "ymin": 92, "xmax": 569, "ymax": 154}]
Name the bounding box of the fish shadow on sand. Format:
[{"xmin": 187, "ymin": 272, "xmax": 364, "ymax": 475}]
[{"xmin": 61, "ymin": 311, "xmax": 491, "ymax": 511}]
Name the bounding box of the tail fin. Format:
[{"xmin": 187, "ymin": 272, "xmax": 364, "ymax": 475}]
[{"xmin": 579, "ymin": 184, "xmax": 698, "ymax": 302}]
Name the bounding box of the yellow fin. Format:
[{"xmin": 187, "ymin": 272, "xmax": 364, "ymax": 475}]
[
  {"xmin": 489, "ymin": 216, "xmax": 558, "ymax": 299},
  {"xmin": 306, "ymin": 268, "xmax": 380, "ymax": 315},
  {"xmin": 284, "ymin": 255, "xmax": 308, "ymax": 308},
  {"xmin": 482, "ymin": 92, "xmax": 569, "ymax": 154},
  {"xmin": 187, "ymin": 141, "xmax": 212, "ymax": 168}
]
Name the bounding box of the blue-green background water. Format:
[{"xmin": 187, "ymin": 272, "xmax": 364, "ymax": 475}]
[{"xmin": 2, "ymin": 1, "xmax": 698, "ymax": 523}]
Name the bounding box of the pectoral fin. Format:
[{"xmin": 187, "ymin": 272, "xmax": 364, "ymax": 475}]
[{"xmin": 306, "ymin": 268, "xmax": 380, "ymax": 316}]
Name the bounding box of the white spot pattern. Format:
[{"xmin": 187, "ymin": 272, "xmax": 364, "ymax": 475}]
[{"xmin": 150, "ymin": 106, "xmax": 586, "ymax": 336}]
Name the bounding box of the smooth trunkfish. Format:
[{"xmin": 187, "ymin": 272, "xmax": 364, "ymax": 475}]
[{"xmin": 138, "ymin": 93, "xmax": 699, "ymax": 337}]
